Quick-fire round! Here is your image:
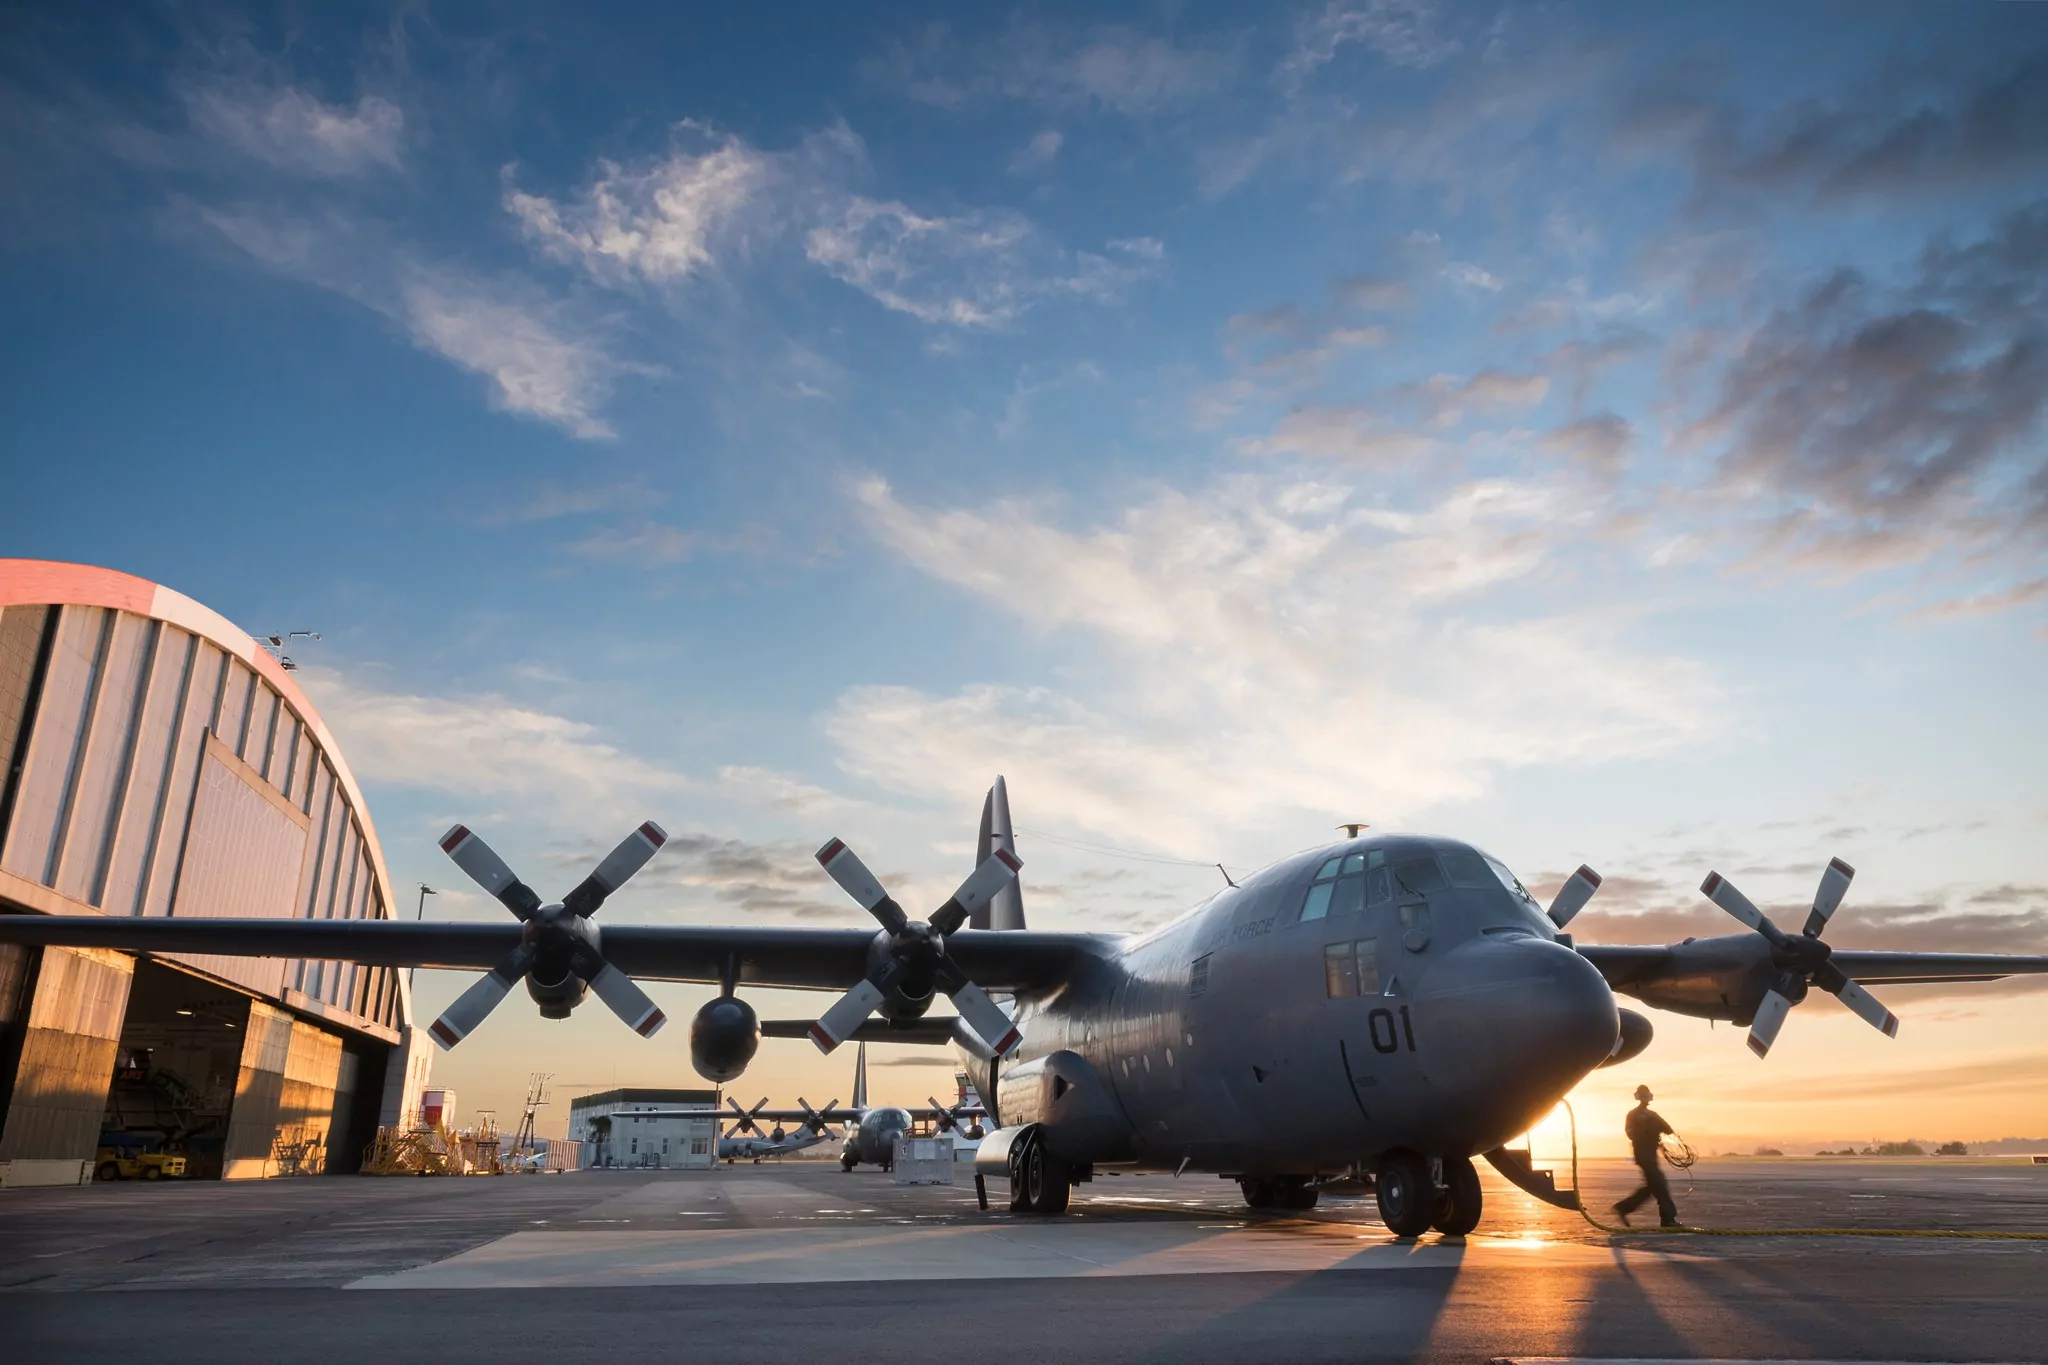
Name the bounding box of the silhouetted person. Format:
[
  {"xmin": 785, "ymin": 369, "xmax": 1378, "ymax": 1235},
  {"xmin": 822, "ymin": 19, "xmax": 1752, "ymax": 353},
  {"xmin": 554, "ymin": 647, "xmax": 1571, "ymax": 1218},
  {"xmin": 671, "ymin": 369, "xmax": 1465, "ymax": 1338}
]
[{"xmin": 1613, "ymin": 1084, "xmax": 1679, "ymax": 1227}]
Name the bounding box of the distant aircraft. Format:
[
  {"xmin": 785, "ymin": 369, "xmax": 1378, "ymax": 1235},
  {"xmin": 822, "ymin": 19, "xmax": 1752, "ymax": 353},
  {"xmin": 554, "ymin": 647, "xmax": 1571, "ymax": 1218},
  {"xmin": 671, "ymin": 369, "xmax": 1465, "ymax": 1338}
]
[
  {"xmin": 10, "ymin": 777, "xmax": 2045, "ymax": 1236},
  {"xmin": 717, "ymin": 1043, "xmax": 984, "ymax": 1172}
]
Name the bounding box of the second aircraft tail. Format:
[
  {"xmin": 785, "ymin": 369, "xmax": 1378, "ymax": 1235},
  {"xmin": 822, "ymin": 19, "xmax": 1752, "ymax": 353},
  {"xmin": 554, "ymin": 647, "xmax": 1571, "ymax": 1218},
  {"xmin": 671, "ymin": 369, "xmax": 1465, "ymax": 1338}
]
[{"xmin": 972, "ymin": 775, "xmax": 1027, "ymax": 931}]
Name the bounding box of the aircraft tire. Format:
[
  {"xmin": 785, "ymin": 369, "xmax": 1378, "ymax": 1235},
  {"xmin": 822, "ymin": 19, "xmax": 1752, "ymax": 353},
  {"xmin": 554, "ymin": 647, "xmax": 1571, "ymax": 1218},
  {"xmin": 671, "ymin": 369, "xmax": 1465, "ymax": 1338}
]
[
  {"xmin": 1240, "ymin": 1178, "xmax": 1273, "ymax": 1209},
  {"xmin": 1022, "ymin": 1141, "xmax": 1071, "ymax": 1215},
  {"xmin": 1374, "ymin": 1150, "xmax": 1434, "ymax": 1237},
  {"xmin": 1430, "ymin": 1156, "xmax": 1483, "ymax": 1235},
  {"xmin": 1281, "ymin": 1179, "xmax": 1319, "ymax": 1210},
  {"xmin": 841, "ymin": 1157, "xmax": 856, "ymax": 1172}
]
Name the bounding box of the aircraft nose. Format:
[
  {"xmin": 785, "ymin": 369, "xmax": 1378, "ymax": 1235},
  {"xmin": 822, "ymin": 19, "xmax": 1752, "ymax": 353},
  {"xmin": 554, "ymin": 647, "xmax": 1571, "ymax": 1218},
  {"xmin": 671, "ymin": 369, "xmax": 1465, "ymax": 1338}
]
[{"xmin": 1412, "ymin": 933, "xmax": 1618, "ymax": 1149}]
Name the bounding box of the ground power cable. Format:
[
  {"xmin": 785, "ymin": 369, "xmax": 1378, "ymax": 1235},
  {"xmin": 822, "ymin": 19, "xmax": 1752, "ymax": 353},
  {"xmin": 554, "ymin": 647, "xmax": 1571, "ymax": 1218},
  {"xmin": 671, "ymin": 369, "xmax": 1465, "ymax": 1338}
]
[{"xmin": 1559, "ymin": 1099, "xmax": 2048, "ymax": 1241}]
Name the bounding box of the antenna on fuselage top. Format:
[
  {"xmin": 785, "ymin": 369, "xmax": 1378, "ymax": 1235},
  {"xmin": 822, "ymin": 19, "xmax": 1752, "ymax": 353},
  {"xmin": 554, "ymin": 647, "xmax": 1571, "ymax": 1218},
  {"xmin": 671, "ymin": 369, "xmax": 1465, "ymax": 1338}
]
[{"xmin": 1339, "ymin": 822, "xmax": 1370, "ymax": 839}]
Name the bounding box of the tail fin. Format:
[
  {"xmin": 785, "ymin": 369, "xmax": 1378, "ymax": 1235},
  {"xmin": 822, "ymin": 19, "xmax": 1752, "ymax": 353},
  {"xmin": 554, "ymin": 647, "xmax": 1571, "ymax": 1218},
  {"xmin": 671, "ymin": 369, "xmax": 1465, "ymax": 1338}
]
[
  {"xmin": 972, "ymin": 775, "xmax": 1027, "ymax": 931},
  {"xmin": 852, "ymin": 1040, "xmax": 868, "ymax": 1110}
]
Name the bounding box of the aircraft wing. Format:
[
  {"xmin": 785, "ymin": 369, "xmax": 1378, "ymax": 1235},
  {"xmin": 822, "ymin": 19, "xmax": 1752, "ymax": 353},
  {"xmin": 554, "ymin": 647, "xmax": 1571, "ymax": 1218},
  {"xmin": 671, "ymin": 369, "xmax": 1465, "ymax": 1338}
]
[
  {"xmin": 1577, "ymin": 942, "xmax": 2048, "ymax": 988},
  {"xmin": 0, "ymin": 915, "xmax": 1114, "ymax": 994}
]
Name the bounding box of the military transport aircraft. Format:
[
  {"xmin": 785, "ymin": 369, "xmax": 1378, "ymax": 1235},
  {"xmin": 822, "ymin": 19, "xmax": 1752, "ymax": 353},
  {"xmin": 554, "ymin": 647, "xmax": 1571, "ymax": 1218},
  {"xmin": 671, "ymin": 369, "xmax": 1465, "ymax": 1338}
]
[
  {"xmin": 5, "ymin": 777, "xmax": 2046, "ymax": 1235},
  {"xmin": 701, "ymin": 1043, "xmax": 983, "ymax": 1168}
]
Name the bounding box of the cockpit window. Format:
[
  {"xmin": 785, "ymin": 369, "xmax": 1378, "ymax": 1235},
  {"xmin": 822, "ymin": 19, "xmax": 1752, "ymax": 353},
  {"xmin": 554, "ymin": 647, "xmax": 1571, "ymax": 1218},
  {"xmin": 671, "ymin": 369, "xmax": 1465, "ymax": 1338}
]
[
  {"xmin": 1393, "ymin": 857, "xmax": 1447, "ymax": 895},
  {"xmin": 1300, "ymin": 851, "xmax": 1373, "ymax": 922},
  {"xmin": 1441, "ymin": 852, "xmax": 1495, "ymax": 888},
  {"xmin": 1483, "ymin": 855, "xmax": 1541, "ymax": 907}
]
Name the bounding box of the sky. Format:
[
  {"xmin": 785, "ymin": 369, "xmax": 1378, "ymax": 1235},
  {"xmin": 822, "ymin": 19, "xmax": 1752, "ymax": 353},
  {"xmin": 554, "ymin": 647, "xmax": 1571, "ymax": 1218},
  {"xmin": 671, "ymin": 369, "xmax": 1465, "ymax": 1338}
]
[{"xmin": 2, "ymin": 1, "xmax": 2045, "ymax": 1153}]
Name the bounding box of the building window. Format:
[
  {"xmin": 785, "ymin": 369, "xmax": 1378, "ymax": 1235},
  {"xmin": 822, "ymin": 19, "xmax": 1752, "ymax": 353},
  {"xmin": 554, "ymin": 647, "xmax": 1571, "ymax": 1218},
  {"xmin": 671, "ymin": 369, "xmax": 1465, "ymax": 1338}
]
[{"xmin": 691, "ymin": 1138, "xmax": 708, "ymax": 1155}]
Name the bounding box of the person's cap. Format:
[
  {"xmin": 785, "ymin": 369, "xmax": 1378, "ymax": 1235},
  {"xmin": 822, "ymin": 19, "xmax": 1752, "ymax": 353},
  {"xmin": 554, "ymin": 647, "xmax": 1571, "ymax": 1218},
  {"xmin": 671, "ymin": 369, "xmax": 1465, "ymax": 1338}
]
[{"xmin": 1634, "ymin": 1085, "xmax": 1653, "ymax": 1101}]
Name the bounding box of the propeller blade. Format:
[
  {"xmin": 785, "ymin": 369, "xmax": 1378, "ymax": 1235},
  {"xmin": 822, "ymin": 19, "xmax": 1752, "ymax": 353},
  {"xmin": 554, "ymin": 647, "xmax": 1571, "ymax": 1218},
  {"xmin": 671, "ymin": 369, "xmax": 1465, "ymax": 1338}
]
[
  {"xmin": 809, "ymin": 977, "xmax": 888, "ymax": 1053},
  {"xmin": 927, "ymin": 1096, "xmax": 952, "ymax": 1129},
  {"xmin": 428, "ymin": 944, "xmax": 537, "ymax": 1049},
  {"xmin": 928, "ymin": 849, "xmax": 1024, "ymax": 936},
  {"xmin": 439, "ymin": 825, "xmax": 543, "ymax": 919},
  {"xmin": 945, "ymin": 979, "xmax": 1021, "ymax": 1056},
  {"xmin": 725, "ymin": 1097, "xmax": 763, "ymax": 1135},
  {"xmin": 1546, "ymin": 864, "xmax": 1602, "ymax": 929},
  {"xmin": 1827, "ymin": 976, "xmax": 1900, "ymax": 1039},
  {"xmin": 1700, "ymin": 871, "xmax": 1785, "ymax": 943},
  {"xmin": 582, "ymin": 960, "xmax": 668, "ymax": 1038},
  {"xmin": 815, "ymin": 839, "xmax": 910, "ymax": 933},
  {"xmin": 1746, "ymin": 989, "xmax": 1795, "ymax": 1059},
  {"xmin": 562, "ymin": 821, "xmax": 669, "ymax": 918},
  {"xmin": 1803, "ymin": 857, "xmax": 1856, "ymax": 938}
]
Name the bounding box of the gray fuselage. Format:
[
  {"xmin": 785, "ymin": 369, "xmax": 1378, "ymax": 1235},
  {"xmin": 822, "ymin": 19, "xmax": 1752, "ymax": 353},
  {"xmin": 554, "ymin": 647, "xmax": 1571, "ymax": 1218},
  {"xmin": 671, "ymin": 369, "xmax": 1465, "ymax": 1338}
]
[{"xmin": 972, "ymin": 833, "xmax": 1619, "ymax": 1178}]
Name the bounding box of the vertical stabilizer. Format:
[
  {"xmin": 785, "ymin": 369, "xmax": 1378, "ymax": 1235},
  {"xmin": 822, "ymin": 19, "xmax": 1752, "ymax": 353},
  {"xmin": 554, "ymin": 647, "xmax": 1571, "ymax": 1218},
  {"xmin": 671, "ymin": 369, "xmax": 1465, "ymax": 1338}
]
[
  {"xmin": 852, "ymin": 1040, "xmax": 868, "ymax": 1110},
  {"xmin": 971, "ymin": 775, "xmax": 1027, "ymax": 931}
]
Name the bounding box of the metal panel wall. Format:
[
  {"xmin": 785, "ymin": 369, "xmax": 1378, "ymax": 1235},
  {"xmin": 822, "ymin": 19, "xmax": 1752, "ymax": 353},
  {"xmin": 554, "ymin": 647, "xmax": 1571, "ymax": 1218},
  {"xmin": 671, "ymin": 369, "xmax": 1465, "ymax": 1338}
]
[
  {"xmin": 53, "ymin": 612, "xmax": 155, "ymax": 905},
  {"xmin": 213, "ymin": 660, "xmax": 253, "ymax": 761},
  {"xmin": 0, "ymin": 607, "xmax": 50, "ymax": 803},
  {"xmin": 102, "ymin": 628, "xmax": 194, "ymax": 916},
  {"xmin": 222, "ymin": 1000, "xmax": 292, "ymax": 1179},
  {"xmin": 141, "ymin": 643, "xmax": 225, "ymax": 919},
  {"xmin": 167, "ymin": 736, "xmax": 309, "ymax": 998},
  {"xmin": 0, "ymin": 946, "xmax": 133, "ymax": 1163},
  {"xmin": 1, "ymin": 606, "xmax": 109, "ymax": 885}
]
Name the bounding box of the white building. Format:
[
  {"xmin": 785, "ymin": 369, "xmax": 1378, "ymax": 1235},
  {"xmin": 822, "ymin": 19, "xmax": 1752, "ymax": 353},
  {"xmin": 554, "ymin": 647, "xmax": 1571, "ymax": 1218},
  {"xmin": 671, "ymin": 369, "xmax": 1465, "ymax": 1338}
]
[{"xmin": 566, "ymin": 1087, "xmax": 718, "ymax": 1170}]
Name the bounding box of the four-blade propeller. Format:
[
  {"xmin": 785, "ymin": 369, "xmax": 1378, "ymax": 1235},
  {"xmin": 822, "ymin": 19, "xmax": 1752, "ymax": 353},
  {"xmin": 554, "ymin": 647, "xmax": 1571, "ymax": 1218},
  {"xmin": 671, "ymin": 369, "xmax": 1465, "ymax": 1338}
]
[
  {"xmin": 429, "ymin": 822, "xmax": 671, "ymax": 1049},
  {"xmin": 806, "ymin": 838, "xmax": 1024, "ymax": 1057},
  {"xmin": 725, "ymin": 1096, "xmax": 770, "ymax": 1137},
  {"xmin": 795, "ymin": 1098, "xmax": 844, "ymax": 1135},
  {"xmin": 1700, "ymin": 857, "xmax": 1899, "ymax": 1059}
]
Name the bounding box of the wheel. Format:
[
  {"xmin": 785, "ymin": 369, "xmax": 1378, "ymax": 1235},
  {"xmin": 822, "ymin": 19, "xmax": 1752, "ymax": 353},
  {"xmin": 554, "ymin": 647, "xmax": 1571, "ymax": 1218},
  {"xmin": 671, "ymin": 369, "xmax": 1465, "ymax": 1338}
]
[
  {"xmin": 141, "ymin": 1164, "xmax": 163, "ymax": 1181},
  {"xmin": 841, "ymin": 1157, "xmax": 856, "ymax": 1172},
  {"xmin": 1269, "ymin": 1178, "xmax": 1318, "ymax": 1211},
  {"xmin": 1374, "ymin": 1150, "xmax": 1434, "ymax": 1237},
  {"xmin": 1240, "ymin": 1178, "xmax": 1272, "ymax": 1209},
  {"xmin": 95, "ymin": 1161, "xmax": 120, "ymax": 1183},
  {"xmin": 1022, "ymin": 1140, "xmax": 1070, "ymax": 1215},
  {"xmin": 1430, "ymin": 1156, "xmax": 1482, "ymax": 1235}
]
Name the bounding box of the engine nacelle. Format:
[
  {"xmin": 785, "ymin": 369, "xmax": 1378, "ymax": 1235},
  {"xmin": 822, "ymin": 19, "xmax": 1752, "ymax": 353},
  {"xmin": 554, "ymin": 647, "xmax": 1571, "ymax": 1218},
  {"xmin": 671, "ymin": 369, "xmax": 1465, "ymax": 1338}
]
[
  {"xmin": 526, "ymin": 964, "xmax": 588, "ymax": 1019},
  {"xmin": 690, "ymin": 995, "xmax": 760, "ymax": 1082},
  {"xmin": 1598, "ymin": 1007, "xmax": 1654, "ymax": 1067}
]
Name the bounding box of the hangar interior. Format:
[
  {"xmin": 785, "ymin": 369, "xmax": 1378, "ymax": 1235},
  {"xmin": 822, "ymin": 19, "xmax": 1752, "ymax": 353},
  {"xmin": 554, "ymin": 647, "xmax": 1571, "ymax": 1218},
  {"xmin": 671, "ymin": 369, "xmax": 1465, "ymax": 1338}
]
[{"xmin": 0, "ymin": 563, "xmax": 428, "ymax": 1188}]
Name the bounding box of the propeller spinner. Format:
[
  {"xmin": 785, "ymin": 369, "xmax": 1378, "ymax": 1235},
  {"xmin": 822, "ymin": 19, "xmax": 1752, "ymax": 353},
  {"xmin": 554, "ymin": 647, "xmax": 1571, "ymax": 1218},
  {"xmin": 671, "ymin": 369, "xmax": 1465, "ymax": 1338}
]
[
  {"xmin": 806, "ymin": 838, "xmax": 1024, "ymax": 1058},
  {"xmin": 1700, "ymin": 857, "xmax": 1899, "ymax": 1059},
  {"xmin": 428, "ymin": 822, "xmax": 671, "ymax": 1049}
]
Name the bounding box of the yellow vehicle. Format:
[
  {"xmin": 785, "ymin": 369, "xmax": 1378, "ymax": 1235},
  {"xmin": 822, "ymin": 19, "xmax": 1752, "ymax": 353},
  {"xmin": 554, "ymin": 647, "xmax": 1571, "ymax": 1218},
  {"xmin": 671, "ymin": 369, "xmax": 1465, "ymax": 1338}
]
[{"xmin": 95, "ymin": 1134, "xmax": 187, "ymax": 1182}]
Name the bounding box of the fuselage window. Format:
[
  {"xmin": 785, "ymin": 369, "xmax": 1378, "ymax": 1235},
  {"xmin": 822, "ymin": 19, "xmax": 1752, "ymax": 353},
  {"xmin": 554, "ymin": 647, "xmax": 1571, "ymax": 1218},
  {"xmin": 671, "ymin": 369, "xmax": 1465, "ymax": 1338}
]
[{"xmin": 1322, "ymin": 940, "xmax": 1381, "ymax": 998}]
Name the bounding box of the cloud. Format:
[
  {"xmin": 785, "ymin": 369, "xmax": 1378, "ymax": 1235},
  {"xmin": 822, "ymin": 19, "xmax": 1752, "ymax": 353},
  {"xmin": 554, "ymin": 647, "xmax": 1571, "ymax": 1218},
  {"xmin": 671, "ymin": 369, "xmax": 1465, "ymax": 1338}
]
[
  {"xmin": 656, "ymin": 832, "xmax": 847, "ymax": 919},
  {"xmin": 1441, "ymin": 261, "xmax": 1503, "ymax": 292},
  {"xmin": 398, "ymin": 276, "xmax": 620, "ymax": 438},
  {"xmin": 504, "ymin": 127, "xmax": 772, "ymax": 286},
  {"xmin": 488, "ymin": 482, "xmax": 655, "ymax": 525},
  {"xmin": 1653, "ymin": 49, "xmax": 2048, "ymax": 206},
  {"xmin": 1542, "ymin": 413, "xmax": 1634, "ymax": 479},
  {"xmin": 827, "ymin": 476, "xmax": 1718, "ymax": 853},
  {"xmin": 1332, "ymin": 273, "xmax": 1410, "ymax": 311},
  {"xmin": 875, "ymin": 23, "xmax": 1237, "ymax": 115},
  {"xmin": 179, "ymin": 76, "xmax": 403, "ymax": 177},
  {"xmin": 195, "ymin": 204, "xmax": 624, "ymax": 438},
  {"xmin": 1283, "ymin": 1, "xmax": 1462, "ymax": 85},
  {"xmin": 303, "ymin": 668, "xmax": 688, "ymax": 820},
  {"xmin": 806, "ymin": 199, "xmax": 1161, "ymax": 327},
  {"xmin": 565, "ymin": 521, "xmax": 777, "ymax": 567},
  {"xmin": 1008, "ymin": 129, "xmax": 1063, "ymax": 177},
  {"xmin": 1236, "ymin": 405, "xmax": 1438, "ymax": 463},
  {"xmin": 1680, "ymin": 202, "xmax": 2048, "ymax": 584}
]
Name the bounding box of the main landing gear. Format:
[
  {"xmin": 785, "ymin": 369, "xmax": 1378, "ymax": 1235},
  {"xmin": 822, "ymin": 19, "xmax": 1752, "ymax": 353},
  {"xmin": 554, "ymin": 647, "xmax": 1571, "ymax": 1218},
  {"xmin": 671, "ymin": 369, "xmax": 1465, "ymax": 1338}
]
[
  {"xmin": 1009, "ymin": 1138, "xmax": 1071, "ymax": 1215},
  {"xmin": 1239, "ymin": 1175, "xmax": 1320, "ymax": 1211},
  {"xmin": 1374, "ymin": 1150, "xmax": 1482, "ymax": 1237}
]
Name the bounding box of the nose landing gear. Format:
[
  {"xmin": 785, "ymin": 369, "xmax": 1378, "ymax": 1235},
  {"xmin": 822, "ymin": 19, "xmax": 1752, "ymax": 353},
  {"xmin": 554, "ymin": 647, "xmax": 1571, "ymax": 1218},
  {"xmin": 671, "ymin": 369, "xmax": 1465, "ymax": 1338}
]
[
  {"xmin": 1374, "ymin": 1150, "xmax": 1483, "ymax": 1236},
  {"xmin": 1239, "ymin": 1176, "xmax": 1320, "ymax": 1211}
]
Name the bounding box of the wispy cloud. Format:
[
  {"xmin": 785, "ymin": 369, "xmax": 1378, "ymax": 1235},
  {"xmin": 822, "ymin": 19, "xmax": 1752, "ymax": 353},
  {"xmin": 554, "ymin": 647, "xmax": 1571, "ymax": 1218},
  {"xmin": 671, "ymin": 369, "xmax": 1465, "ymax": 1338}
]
[
  {"xmin": 179, "ymin": 76, "xmax": 403, "ymax": 177},
  {"xmin": 1282, "ymin": 0, "xmax": 1462, "ymax": 86},
  {"xmin": 504, "ymin": 126, "xmax": 772, "ymax": 286},
  {"xmin": 194, "ymin": 203, "xmax": 625, "ymax": 439},
  {"xmin": 1008, "ymin": 129, "xmax": 1064, "ymax": 177},
  {"xmin": 828, "ymin": 475, "xmax": 1718, "ymax": 853},
  {"xmin": 874, "ymin": 23, "xmax": 1238, "ymax": 115}
]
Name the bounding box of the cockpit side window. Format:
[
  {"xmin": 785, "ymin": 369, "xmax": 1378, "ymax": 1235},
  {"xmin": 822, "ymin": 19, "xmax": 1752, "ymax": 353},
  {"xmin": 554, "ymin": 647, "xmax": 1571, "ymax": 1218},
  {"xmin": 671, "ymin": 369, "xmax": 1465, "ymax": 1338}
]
[
  {"xmin": 1393, "ymin": 856, "xmax": 1447, "ymax": 896},
  {"xmin": 1442, "ymin": 852, "xmax": 1496, "ymax": 888}
]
